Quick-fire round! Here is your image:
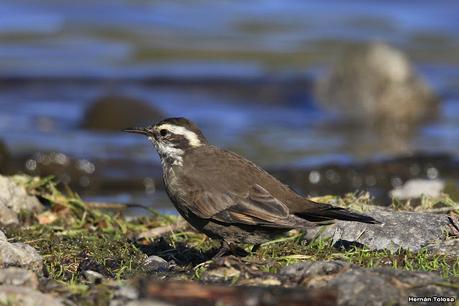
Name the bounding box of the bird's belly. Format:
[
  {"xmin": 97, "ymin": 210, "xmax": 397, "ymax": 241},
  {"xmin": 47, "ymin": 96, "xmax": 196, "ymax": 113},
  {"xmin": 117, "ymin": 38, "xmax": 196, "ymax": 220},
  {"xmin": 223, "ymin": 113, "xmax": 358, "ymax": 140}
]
[
  {"xmin": 162, "ymin": 168, "xmax": 206, "ymax": 226},
  {"xmin": 201, "ymin": 221, "xmax": 290, "ymax": 244},
  {"xmin": 162, "ymin": 166, "xmax": 184, "ymax": 205}
]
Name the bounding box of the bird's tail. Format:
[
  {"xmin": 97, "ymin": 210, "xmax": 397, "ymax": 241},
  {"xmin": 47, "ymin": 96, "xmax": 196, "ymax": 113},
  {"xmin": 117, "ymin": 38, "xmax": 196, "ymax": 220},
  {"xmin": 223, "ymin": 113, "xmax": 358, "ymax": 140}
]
[{"xmin": 296, "ymin": 200, "xmax": 380, "ymax": 224}]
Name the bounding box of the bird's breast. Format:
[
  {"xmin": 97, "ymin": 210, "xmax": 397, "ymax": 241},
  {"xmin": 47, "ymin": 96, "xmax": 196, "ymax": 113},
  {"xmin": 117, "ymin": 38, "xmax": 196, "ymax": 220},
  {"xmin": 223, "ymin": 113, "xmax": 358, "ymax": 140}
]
[
  {"xmin": 163, "ymin": 165, "xmax": 179, "ymax": 191},
  {"xmin": 162, "ymin": 164, "xmax": 191, "ymax": 206}
]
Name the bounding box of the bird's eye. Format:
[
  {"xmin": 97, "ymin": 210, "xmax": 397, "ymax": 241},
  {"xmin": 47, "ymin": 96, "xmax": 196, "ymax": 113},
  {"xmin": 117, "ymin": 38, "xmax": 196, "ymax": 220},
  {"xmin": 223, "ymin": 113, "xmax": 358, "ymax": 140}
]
[{"xmin": 159, "ymin": 129, "xmax": 168, "ymax": 137}]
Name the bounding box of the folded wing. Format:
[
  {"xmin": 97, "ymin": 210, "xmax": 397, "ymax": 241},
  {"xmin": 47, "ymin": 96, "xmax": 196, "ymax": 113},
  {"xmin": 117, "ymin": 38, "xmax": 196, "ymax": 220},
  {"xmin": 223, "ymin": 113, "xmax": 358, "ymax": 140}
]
[{"xmin": 185, "ymin": 184, "xmax": 317, "ymax": 228}]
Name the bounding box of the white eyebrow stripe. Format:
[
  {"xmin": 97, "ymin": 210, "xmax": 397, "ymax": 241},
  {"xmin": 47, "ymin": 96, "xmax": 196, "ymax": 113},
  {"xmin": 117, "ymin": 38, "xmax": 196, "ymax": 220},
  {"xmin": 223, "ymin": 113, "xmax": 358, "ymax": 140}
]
[{"xmin": 157, "ymin": 124, "xmax": 202, "ymax": 147}]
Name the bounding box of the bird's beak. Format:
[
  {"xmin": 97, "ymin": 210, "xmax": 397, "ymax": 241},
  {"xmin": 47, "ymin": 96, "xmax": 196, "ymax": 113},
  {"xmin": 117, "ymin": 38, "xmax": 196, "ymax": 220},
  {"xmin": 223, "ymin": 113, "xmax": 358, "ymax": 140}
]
[{"xmin": 122, "ymin": 126, "xmax": 151, "ymax": 136}]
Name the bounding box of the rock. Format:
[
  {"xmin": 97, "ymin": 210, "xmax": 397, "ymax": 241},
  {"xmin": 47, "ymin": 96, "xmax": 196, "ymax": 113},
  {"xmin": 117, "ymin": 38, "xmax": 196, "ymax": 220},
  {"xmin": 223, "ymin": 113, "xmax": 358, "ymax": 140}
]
[
  {"xmin": 0, "ymin": 285, "xmax": 64, "ymax": 306},
  {"xmin": 83, "ymin": 270, "xmax": 104, "ymax": 284},
  {"xmin": 0, "ymin": 204, "xmax": 18, "ymax": 225},
  {"xmin": 0, "ymin": 268, "xmax": 38, "ymax": 288},
  {"xmin": 280, "ymin": 261, "xmax": 458, "ymax": 306},
  {"xmin": 143, "ymin": 256, "xmax": 169, "ymax": 273},
  {"xmin": 109, "ymin": 285, "xmax": 140, "ymax": 306},
  {"xmin": 0, "ymin": 230, "xmax": 43, "ymax": 273},
  {"xmin": 315, "ymin": 42, "xmax": 438, "ymax": 125},
  {"xmin": 0, "ymin": 175, "xmax": 44, "ymax": 226},
  {"xmin": 82, "ymin": 95, "xmax": 163, "ymax": 131},
  {"xmin": 329, "ymin": 268, "xmax": 456, "ymax": 306},
  {"xmin": 426, "ymin": 239, "xmax": 459, "ymax": 257},
  {"xmin": 389, "ymin": 179, "xmax": 445, "ymax": 200},
  {"xmin": 306, "ymin": 207, "xmax": 454, "ymax": 252}
]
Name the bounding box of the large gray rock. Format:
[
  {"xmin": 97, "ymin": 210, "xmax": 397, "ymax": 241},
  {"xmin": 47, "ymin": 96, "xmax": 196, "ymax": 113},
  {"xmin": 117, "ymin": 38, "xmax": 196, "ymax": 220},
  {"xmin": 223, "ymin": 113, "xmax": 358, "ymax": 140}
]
[
  {"xmin": 0, "ymin": 268, "xmax": 38, "ymax": 289},
  {"xmin": 0, "ymin": 230, "xmax": 43, "ymax": 273},
  {"xmin": 0, "ymin": 285, "xmax": 63, "ymax": 306},
  {"xmin": 280, "ymin": 261, "xmax": 458, "ymax": 306},
  {"xmin": 0, "ymin": 175, "xmax": 43, "ymax": 225},
  {"xmin": 307, "ymin": 207, "xmax": 455, "ymax": 252},
  {"xmin": 316, "ymin": 42, "xmax": 438, "ymax": 125}
]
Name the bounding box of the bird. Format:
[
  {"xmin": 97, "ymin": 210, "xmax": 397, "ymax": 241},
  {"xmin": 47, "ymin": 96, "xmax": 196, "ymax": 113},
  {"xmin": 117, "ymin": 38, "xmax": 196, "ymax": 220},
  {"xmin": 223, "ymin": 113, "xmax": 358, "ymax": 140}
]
[{"xmin": 123, "ymin": 117, "xmax": 379, "ymax": 256}]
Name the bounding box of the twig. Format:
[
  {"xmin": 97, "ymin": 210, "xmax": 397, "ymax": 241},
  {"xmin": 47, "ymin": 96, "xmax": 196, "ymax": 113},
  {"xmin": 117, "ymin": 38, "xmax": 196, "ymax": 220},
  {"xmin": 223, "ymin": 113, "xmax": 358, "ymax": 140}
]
[
  {"xmin": 85, "ymin": 201, "xmax": 153, "ymax": 211},
  {"xmin": 422, "ymin": 207, "xmax": 459, "ymax": 214},
  {"xmin": 137, "ymin": 220, "xmax": 189, "ymax": 240}
]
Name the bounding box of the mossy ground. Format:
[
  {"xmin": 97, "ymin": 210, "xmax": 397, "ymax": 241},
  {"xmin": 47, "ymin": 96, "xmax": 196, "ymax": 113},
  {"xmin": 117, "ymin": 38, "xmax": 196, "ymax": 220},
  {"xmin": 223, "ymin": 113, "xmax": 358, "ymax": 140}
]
[{"xmin": 2, "ymin": 176, "xmax": 459, "ymax": 304}]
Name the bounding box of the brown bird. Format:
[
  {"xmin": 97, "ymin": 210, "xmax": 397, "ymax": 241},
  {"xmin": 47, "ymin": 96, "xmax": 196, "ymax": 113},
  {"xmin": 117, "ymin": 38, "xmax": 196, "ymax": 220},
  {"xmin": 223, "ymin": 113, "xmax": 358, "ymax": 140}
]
[{"xmin": 124, "ymin": 117, "xmax": 379, "ymax": 256}]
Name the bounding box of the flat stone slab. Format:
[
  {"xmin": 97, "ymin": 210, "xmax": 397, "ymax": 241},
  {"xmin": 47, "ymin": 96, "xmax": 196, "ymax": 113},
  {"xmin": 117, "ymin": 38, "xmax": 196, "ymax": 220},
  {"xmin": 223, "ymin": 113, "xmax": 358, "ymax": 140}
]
[{"xmin": 307, "ymin": 207, "xmax": 457, "ymax": 252}]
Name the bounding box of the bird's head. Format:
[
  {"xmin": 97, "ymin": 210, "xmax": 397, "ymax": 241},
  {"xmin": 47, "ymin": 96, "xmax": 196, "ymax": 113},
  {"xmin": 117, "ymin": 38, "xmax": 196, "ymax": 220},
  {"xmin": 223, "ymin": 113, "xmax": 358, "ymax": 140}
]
[{"xmin": 123, "ymin": 117, "xmax": 207, "ymax": 165}]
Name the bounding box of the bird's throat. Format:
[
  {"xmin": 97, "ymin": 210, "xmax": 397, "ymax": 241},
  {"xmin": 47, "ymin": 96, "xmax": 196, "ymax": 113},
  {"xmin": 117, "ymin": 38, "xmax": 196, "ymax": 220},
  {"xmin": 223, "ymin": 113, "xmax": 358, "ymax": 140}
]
[{"xmin": 149, "ymin": 137, "xmax": 184, "ymax": 166}]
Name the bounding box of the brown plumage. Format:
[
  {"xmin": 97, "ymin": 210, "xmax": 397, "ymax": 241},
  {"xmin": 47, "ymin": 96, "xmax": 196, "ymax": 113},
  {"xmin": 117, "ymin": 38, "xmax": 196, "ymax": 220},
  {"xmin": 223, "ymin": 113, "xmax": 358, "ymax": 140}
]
[{"xmin": 123, "ymin": 117, "xmax": 379, "ymax": 251}]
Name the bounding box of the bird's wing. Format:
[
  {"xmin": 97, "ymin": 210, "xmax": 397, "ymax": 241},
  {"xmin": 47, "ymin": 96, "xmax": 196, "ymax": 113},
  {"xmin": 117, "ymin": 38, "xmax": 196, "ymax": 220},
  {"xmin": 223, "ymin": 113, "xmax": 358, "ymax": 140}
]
[{"xmin": 186, "ymin": 184, "xmax": 296, "ymax": 228}]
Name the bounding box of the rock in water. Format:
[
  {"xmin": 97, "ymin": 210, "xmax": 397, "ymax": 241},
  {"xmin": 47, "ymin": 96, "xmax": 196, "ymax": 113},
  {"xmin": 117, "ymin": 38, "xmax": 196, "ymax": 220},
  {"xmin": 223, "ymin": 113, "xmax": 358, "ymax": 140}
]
[
  {"xmin": 82, "ymin": 95, "xmax": 163, "ymax": 131},
  {"xmin": 315, "ymin": 42, "xmax": 438, "ymax": 126},
  {"xmin": 389, "ymin": 179, "xmax": 445, "ymax": 200},
  {"xmin": 0, "ymin": 175, "xmax": 44, "ymax": 226}
]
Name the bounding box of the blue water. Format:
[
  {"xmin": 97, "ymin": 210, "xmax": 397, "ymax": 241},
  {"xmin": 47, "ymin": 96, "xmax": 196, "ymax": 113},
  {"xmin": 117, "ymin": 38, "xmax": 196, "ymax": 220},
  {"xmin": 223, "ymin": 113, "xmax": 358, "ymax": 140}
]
[{"xmin": 1, "ymin": 0, "xmax": 458, "ymax": 76}]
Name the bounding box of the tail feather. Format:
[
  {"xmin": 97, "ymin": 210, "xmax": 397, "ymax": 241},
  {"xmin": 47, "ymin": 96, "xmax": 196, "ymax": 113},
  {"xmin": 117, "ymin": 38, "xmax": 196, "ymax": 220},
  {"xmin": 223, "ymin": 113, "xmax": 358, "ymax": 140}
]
[{"xmin": 296, "ymin": 200, "xmax": 380, "ymax": 224}]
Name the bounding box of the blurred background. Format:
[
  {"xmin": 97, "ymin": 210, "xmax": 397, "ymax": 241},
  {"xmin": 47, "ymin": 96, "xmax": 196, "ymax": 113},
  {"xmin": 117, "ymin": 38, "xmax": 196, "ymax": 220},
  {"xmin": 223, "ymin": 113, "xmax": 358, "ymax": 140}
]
[{"xmin": 1, "ymin": 0, "xmax": 459, "ymax": 213}]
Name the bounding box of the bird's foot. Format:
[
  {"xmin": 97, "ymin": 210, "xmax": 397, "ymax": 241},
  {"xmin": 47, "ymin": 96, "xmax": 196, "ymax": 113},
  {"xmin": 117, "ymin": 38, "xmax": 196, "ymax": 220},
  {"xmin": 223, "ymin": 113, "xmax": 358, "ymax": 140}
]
[
  {"xmin": 213, "ymin": 244, "xmax": 230, "ymax": 259},
  {"xmin": 212, "ymin": 242, "xmax": 249, "ymax": 259}
]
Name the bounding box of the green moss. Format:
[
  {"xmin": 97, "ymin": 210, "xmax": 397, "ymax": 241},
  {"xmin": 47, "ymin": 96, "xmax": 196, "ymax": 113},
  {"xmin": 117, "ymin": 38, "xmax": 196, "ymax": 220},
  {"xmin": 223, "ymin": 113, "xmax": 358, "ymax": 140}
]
[
  {"xmin": 6, "ymin": 225, "xmax": 145, "ymax": 281},
  {"xmin": 3, "ymin": 176, "xmax": 174, "ymax": 303},
  {"xmin": 246, "ymin": 235, "xmax": 459, "ymax": 279},
  {"xmin": 3, "ymin": 176, "xmax": 459, "ymax": 302}
]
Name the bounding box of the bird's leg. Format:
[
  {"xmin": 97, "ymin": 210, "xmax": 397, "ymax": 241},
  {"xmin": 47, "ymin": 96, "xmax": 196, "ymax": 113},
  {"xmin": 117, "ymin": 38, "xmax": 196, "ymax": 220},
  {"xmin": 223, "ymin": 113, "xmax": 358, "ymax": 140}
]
[
  {"xmin": 228, "ymin": 243, "xmax": 249, "ymax": 257},
  {"xmin": 251, "ymin": 244, "xmax": 261, "ymax": 253},
  {"xmin": 213, "ymin": 241, "xmax": 251, "ymax": 259},
  {"xmin": 213, "ymin": 241, "xmax": 231, "ymax": 259}
]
